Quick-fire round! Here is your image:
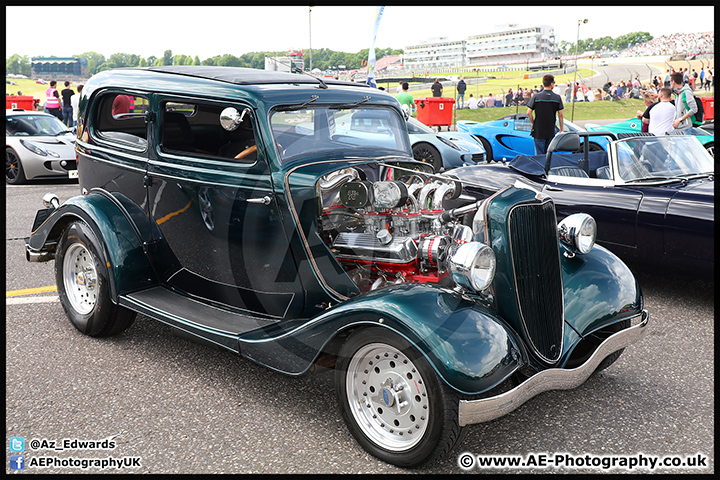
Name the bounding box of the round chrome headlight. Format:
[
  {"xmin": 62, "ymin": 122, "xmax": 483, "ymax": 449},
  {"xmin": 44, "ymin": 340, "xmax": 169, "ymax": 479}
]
[
  {"xmin": 448, "ymin": 242, "xmax": 496, "ymax": 292},
  {"xmin": 558, "ymin": 213, "xmax": 597, "ymax": 254}
]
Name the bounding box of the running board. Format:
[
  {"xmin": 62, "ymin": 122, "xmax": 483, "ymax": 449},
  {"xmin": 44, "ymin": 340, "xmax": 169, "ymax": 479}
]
[{"xmin": 120, "ymin": 286, "xmax": 278, "ymax": 352}]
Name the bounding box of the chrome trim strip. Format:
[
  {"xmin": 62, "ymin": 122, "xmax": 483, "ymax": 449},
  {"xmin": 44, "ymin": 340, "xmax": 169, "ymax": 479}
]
[{"xmin": 458, "ymin": 310, "xmax": 649, "ymax": 426}]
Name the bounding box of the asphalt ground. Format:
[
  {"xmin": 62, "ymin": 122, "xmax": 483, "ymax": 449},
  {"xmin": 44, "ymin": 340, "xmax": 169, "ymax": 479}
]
[{"xmin": 6, "ymin": 181, "xmax": 714, "ymax": 474}]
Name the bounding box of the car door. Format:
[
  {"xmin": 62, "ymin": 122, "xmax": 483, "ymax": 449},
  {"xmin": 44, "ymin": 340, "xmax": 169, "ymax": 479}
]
[
  {"xmin": 145, "ymin": 96, "xmax": 304, "ymax": 321},
  {"xmin": 78, "ymin": 90, "xmax": 154, "ymax": 242}
]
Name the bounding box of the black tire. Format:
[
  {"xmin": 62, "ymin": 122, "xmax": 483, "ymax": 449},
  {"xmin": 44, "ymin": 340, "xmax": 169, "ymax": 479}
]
[
  {"xmin": 412, "ymin": 143, "xmax": 442, "ymax": 173},
  {"xmin": 335, "ymin": 327, "xmax": 466, "ymax": 468},
  {"xmin": 6, "ymin": 147, "xmax": 26, "ymax": 184},
  {"xmin": 588, "ymin": 142, "xmax": 604, "ymax": 152},
  {"xmin": 477, "ymin": 137, "xmax": 493, "ymax": 162},
  {"xmin": 704, "ymin": 141, "xmax": 714, "ymax": 158},
  {"xmin": 594, "ymin": 319, "xmax": 630, "ymax": 374},
  {"xmin": 55, "ymin": 221, "xmax": 136, "ymax": 337}
]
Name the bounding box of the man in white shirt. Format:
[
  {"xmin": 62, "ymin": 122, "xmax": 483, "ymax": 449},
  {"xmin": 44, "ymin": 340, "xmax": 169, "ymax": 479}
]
[
  {"xmin": 467, "ymin": 94, "xmax": 478, "ymax": 109},
  {"xmin": 647, "ymin": 87, "xmax": 675, "ymax": 136},
  {"xmin": 70, "ymin": 84, "xmax": 83, "ymax": 127}
]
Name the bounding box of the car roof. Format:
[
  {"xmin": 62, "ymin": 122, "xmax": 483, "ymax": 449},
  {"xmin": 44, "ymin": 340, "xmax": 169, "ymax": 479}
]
[{"xmin": 146, "ymin": 65, "xmax": 368, "ymax": 88}]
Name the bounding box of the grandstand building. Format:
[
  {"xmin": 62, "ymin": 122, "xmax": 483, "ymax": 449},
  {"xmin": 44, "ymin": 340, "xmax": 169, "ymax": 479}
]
[
  {"xmin": 403, "ymin": 37, "xmax": 466, "ymax": 69},
  {"xmin": 403, "ymin": 24, "xmax": 556, "ymax": 68},
  {"xmin": 466, "ymin": 25, "xmax": 556, "ymax": 65},
  {"xmin": 31, "ymin": 57, "xmax": 88, "ymax": 81}
]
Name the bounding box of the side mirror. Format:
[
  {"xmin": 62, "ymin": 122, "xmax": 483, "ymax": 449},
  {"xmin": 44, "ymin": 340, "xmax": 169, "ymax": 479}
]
[{"xmin": 220, "ymin": 107, "xmax": 252, "ymax": 131}]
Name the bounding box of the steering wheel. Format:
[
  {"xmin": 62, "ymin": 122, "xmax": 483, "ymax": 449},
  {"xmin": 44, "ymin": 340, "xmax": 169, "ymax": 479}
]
[{"xmin": 234, "ymin": 145, "xmax": 257, "ymax": 159}]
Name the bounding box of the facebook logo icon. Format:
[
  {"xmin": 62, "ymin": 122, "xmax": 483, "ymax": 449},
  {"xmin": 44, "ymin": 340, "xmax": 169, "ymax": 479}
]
[
  {"xmin": 10, "ymin": 455, "xmax": 25, "ymax": 470},
  {"xmin": 10, "ymin": 437, "xmax": 25, "ymax": 452}
]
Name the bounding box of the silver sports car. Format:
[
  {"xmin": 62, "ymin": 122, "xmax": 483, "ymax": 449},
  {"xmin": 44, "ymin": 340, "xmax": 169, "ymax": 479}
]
[{"xmin": 6, "ymin": 109, "xmax": 77, "ymax": 184}]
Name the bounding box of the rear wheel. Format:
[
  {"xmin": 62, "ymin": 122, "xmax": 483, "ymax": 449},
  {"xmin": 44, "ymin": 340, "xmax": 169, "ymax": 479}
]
[
  {"xmin": 56, "ymin": 221, "xmax": 136, "ymax": 337},
  {"xmin": 336, "ymin": 327, "xmax": 466, "ymax": 467},
  {"xmin": 704, "ymin": 141, "xmax": 714, "ymax": 158},
  {"xmin": 6, "ymin": 147, "xmax": 26, "ymax": 184}
]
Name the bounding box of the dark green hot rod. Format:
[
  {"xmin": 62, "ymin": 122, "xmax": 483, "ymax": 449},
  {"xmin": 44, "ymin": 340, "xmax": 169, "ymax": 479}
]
[{"xmin": 25, "ymin": 66, "xmax": 648, "ymax": 467}]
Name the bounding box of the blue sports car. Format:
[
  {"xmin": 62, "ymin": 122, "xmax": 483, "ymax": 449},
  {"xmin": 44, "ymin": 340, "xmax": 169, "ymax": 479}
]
[{"xmin": 457, "ymin": 114, "xmax": 607, "ymax": 161}]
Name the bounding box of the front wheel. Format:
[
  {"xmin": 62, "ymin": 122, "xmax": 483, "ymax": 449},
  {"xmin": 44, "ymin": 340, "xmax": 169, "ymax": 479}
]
[
  {"xmin": 56, "ymin": 221, "xmax": 136, "ymax": 337},
  {"xmin": 412, "ymin": 143, "xmax": 442, "ymax": 173},
  {"xmin": 336, "ymin": 328, "xmax": 466, "ymax": 467},
  {"xmin": 6, "ymin": 147, "xmax": 26, "ymax": 184}
]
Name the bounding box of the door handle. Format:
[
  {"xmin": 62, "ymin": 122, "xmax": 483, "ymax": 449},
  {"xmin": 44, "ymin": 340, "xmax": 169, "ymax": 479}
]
[
  {"xmin": 246, "ymin": 196, "xmax": 272, "ymax": 205},
  {"xmin": 544, "ymin": 185, "xmax": 564, "ymax": 192}
]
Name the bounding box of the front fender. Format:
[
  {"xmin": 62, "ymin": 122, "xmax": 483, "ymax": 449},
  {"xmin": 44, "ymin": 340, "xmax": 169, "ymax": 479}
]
[
  {"xmin": 238, "ymin": 283, "xmax": 525, "ymax": 395},
  {"xmin": 26, "ymin": 192, "xmax": 157, "ymax": 299},
  {"xmin": 561, "ymin": 243, "xmax": 643, "ymax": 339}
]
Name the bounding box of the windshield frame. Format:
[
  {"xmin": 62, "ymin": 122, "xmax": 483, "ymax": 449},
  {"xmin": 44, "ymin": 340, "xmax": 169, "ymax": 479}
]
[
  {"xmin": 611, "ymin": 135, "xmax": 714, "ymax": 184},
  {"xmin": 6, "ymin": 114, "xmax": 71, "ymax": 137},
  {"xmin": 269, "ymin": 105, "xmax": 412, "ymax": 164}
]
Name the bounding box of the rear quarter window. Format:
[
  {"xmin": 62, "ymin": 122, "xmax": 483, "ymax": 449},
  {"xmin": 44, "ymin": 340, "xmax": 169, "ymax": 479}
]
[{"xmin": 93, "ymin": 92, "xmax": 149, "ymax": 150}]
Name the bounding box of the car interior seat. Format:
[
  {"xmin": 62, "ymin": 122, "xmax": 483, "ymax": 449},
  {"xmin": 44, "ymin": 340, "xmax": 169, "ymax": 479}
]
[
  {"xmin": 548, "ymin": 166, "xmax": 590, "ymax": 177},
  {"xmin": 163, "ymin": 112, "xmax": 195, "ymax": 152}
]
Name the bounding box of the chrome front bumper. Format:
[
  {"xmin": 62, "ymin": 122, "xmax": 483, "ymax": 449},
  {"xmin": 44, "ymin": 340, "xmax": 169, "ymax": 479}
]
[{"xmin": 458, "ymin": 310, "xmax": 649, "ymax": 426}]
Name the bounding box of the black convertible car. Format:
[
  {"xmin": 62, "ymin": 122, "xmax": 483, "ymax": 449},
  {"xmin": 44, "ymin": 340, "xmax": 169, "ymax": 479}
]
[{"xmin": 448, "ymin": 132, "xmax": 714, "ymax": 279}]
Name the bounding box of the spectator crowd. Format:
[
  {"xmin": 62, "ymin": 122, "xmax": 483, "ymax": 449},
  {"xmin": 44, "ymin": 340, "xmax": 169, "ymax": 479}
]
[{"xmin": 621, "ymin": 32, "xmax": 714, "ymax": 57}]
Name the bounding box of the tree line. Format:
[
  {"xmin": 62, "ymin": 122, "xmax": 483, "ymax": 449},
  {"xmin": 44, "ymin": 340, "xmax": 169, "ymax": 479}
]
[
  {"xmin": 556, "ymin": 31, "xmax": 652, "ymax": 55},
  {"xmin": 5, "ymin": 32, "xmax": 653, "ymax": 78},
  {"xmin": 5, "ymin": 47, "xmax": 403, "ymax": 77}
]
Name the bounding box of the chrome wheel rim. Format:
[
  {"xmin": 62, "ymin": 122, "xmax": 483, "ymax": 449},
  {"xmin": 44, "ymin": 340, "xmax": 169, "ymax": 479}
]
[
  {"xmin": 197, "ymin": 188, "xmax": 215, "ymax": 231},
  {"xmin": 346, "ymin": 343, "xmax": 430, "ymax": 451},
  {"xmin": 63, "ymin": 243, "xmax": 98, "ymax": 315}
]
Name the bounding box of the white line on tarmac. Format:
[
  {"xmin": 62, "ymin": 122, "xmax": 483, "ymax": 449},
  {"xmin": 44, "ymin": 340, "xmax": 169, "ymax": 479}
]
[{"xmin": 6, "ymin": 296, "xmax": 59, "ymax": 305}]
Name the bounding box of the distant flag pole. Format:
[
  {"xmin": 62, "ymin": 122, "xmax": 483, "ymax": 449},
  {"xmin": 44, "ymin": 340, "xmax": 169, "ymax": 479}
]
[{"xmin": 366, "ymin": 6, "xmax": 385, "ymax": 88}]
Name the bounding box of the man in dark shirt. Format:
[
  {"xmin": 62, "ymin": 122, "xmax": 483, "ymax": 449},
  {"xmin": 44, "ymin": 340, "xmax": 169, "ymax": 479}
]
[
  {"xmin": 61, "ymin": 81, "xmax": 75, "ymax": 128},
  {"xmin": 526, "ymin": 74, "xmax": 564, "ymax": 155},
  {"xmin": 431, "ymin": 78, "xmax": 443, "ymax": 97}
]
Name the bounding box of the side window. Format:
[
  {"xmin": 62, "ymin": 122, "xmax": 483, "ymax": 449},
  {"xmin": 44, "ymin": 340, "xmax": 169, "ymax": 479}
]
[
  {"xmin": 94, "ymin": 92, "xmax": 149, "ymax": 149},
  {"xmin": 515, "ymin": 117, "xmax": 532, "ymax": 132},
  {"xmin": 160, "ymin": 100, "xmax": 258, "ymax": 162}
]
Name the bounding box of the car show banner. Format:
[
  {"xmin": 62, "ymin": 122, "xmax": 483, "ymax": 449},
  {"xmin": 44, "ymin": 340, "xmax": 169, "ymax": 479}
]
[{"xmin": 366, "ymin": 6, "xmax": 385, "ymax": 88}]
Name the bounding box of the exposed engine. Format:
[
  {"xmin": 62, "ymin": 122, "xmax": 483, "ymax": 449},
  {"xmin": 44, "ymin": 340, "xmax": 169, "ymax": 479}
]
[{"xmin": 317, "ymin": 166, "xmax": 478, "ymax": 293}]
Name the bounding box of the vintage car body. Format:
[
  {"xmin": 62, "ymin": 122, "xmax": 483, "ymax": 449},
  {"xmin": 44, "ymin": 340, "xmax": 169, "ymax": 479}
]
[
  {"xmin": 25, "ymin": 66, "xmax": 648, "ymax": 468},
  {"xmin": 584, "ymin": 117, "xmax": 715, "ymax": 157},
  {"xmin": 457, "ymin": 114, "xmax": 607, "ymax": 161},
  {"xmin": 6, "ymin": 109, "xmax": 78, "ymax": 184},
  {"xmin": 449, "ymin": 131, "xmax": 714, "ymax": 279}
]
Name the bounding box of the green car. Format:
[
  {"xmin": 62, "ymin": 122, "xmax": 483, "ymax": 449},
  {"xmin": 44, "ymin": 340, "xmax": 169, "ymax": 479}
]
[
  {"xmin": 24, "ymin": 66, "xmax": 648, "ymax": 468},
  {"xmin": 585, "ymin": 117, "xmax": 714, "ymax": 157}
]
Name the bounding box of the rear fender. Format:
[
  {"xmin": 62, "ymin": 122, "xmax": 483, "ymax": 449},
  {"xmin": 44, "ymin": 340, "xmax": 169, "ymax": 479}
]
[
  {"xmin": 26, "ymin": 192, "xmax": 157, "ymax": 299},
  {"xmin": 238, "ymin": 284, "xmax": 525, "ymax": 395}
]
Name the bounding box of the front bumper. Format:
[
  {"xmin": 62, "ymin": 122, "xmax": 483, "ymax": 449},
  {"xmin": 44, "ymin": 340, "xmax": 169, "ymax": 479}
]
[{"xmin": 458, "ymin": 309, "xmax": 649, "ymax": 426}]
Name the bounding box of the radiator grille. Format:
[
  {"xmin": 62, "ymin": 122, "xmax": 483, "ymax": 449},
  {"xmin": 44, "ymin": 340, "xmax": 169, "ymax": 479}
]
[{"xmin": 508, "ymin": 201, "xmax": 564, "ymax": 362}]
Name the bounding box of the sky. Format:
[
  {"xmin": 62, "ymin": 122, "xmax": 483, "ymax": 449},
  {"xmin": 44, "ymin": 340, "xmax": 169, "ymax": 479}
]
[{"xmin": 5, "ymin": 5, "xmax": 715, "ymax": 61}]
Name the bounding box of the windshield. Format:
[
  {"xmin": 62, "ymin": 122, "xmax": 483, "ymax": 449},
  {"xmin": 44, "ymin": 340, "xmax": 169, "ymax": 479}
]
[
  {"xmin": 406, "ymin": 118, "xmax": 434, "ymax": 135},
  {"xmin": 270, "ymin": 107, "xmax": 411, "ymax": 162},
  {"xmin": 6, "ymin": 114, "xmax": 70, "ymax": 137},
  {"xmin": 615, "ymin": 136, "xmax": 713, "ymax": 181}
]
